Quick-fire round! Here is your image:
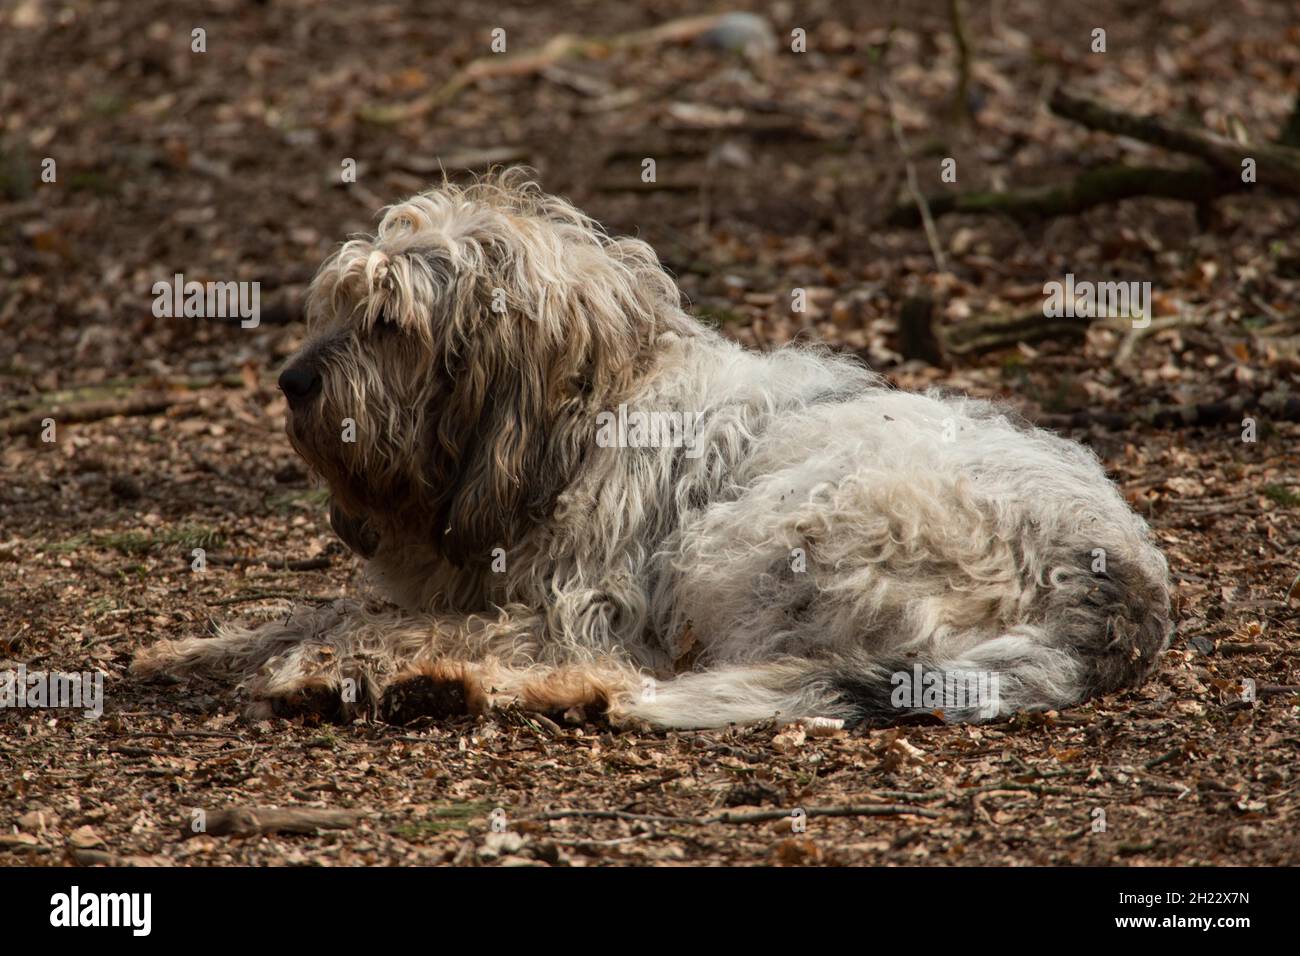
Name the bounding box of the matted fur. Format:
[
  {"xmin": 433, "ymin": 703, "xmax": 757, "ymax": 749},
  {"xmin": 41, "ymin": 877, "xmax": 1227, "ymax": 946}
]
[{"xmin": 133, "ymin": 171, "xmax": 1172, "ymax": 729}]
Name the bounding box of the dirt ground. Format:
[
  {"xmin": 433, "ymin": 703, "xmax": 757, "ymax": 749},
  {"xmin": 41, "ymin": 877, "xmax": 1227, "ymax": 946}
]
[{"xmin": 2, "ymin": 0, "xmax": 1299, "ymax": 866}]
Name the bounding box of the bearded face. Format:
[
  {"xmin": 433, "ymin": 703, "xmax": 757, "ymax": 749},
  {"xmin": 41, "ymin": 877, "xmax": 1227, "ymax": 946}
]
[{"xmin": 277, "ymin": 175, "xmax": 689, "ymax": 568}]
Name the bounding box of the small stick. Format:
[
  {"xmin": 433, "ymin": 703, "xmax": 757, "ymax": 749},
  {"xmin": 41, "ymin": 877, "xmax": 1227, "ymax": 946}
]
[
  {"xmin": 882, "ymin": 83, "xmax": 947, "ymax": 273},
  {"xmin": 524, "ymin": 802, "xmax": 943, "ymax": 827},
  {"xmin": 181, "ymin": 807, "xmax": 362, "ymax": 839},
  {"xmin": 0, "ymin": 393, "xmax": 197, "ymax": 438}
]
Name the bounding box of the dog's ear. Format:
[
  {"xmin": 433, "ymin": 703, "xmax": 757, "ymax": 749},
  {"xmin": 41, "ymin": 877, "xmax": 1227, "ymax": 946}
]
[
  {"xmin": 432, "ymin": 332, "xmax": 589, "ymax": 567},
  {"xmin": 424, "ymin": 197, "xmax": 685, "ymax": 566}
]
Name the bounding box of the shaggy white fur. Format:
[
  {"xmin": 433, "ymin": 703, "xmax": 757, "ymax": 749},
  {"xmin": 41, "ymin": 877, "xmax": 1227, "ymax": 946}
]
[{"xmin": 133, "ymin": 172, "xmax": 1172, "ymax": 729}]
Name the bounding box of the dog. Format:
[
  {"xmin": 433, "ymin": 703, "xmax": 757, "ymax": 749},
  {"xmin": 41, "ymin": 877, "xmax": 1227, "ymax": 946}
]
[{"xmin": 133, "ymin": 171, "xmax": 1172, "ymax": 729}]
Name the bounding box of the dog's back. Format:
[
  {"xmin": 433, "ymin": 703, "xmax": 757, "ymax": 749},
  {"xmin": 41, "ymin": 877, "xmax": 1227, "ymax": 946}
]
[{"xmin": 585, "ymin": 338, "xmax": 1170, "ymax": 727}]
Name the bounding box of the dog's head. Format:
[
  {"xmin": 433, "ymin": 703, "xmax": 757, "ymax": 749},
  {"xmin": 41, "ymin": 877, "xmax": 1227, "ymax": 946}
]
[{"xmin": 280, "ymin": 170, "xmax": 689, "ymax": 566}]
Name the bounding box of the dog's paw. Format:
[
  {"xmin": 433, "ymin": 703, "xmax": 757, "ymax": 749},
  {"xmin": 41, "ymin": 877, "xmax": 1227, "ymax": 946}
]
[
  {"xmin": 268, "ymin": 684, "xmax": 349, "ymax": 724},
  {"xmin": 379, "ymin": 673, "xmax": 471, "ymax": 725}
]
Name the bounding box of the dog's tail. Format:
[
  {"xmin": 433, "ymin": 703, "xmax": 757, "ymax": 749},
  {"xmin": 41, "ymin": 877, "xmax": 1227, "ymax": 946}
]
[
  {"xmin": 615, "ymin": 659, "xmax": 856, "ymax": 729},
  {"xmin": 621, "ymin": 551, "xmax": 1171, "ymax": 729},
  {"xmin": 618, "ymin": 624, "xmax": 1165, "ymax": 730},
  {"xmin": 614, "ymin": 646, "xmax": 1055, "ymax": 730}
]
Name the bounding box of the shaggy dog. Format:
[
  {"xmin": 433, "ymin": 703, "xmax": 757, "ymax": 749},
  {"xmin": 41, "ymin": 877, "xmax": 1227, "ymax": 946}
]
[{"xmin": 134, "ymin": 172, "xmax": 1172, "ymax": 729}]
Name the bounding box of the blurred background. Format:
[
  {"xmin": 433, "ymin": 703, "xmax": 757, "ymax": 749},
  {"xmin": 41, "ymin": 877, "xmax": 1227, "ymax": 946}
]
[{"xmin": 3, "ymin": 0, "xmax": 1297, "ymax": 389}]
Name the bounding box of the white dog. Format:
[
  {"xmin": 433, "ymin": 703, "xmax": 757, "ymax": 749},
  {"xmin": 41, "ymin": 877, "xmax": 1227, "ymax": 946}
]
[{"xmin": 134, "ymin": 172, "xmax": 1172, "ymax": 729}]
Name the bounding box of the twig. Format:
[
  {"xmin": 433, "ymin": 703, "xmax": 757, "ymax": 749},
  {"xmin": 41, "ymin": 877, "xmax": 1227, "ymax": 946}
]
[
  {"xmin": 704, "ymin": 804, "xmax": 942, "ymax": 823},
  {"xmin": 361, "ymin": 15, "xmax": 733, "ymax": 124},
  {"xmin": 549, "ymin": 833, "xmax": 656, "ymax": 848},
  {"xmin": 1286, "ymin": 572, "xmax": 1300, "ymax": 605},
  {"xmin": 71, "ymin": 848, "xmax": 170, "ymax": 867},
  {"xmin": 1143, "ymin": 748, "xmax": 1183, "ymax": 770},
  {"xmin": 1114, "ymin": 313, "xmax": 1208, "ymax": 366},
  {"xmin": 180, "ymin": 807, "xmax": 363, "ymax": 839},
  {"xmin": 1247, "ymin": 294, "xmax": 1288, "ymax": 325},
  {"xmin": 190, "ymin": 553, "xmax": 333, "ymax": 573},
  {"xmin": 204, "ymin": 591, "xmax": 341, "ymax": 607},
  {"xmin": 971, "ymin": 789, "xmax": 1038, "ymax": 824},
  {"xmin": 947, "ymin": 0, "xmax": 972, "ymax": 122},
  {"xmin": 525, "ymin": 809, "xmax": 702, "ymax": 826},
  {"xmin": 525, "ymin": 802, "xmax": 943, "ymax": 827},
  {"xmin": 883, "ymin": 83, "xmax": 947, "ymax": 272},
  {"xmin": 628, "ymin": 771, "xmax": 685, "ymax": 793},
  {"xmin": 121, "ymin": 729, "xmax": 244, "ymax": 740}
]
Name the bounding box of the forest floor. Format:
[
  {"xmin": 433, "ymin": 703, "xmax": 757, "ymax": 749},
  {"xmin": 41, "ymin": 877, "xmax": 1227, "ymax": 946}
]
[{"xmin": 1, "ymin": 0, "xmax": 1298, "ymax": 866}]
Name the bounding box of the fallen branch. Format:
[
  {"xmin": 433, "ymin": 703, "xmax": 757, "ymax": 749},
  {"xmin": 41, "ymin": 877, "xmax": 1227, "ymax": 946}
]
[
  {"xmin": 1037, "ymin": 394, "xmax": 1300, "ymax": 431},
  {"xmin": 2, "ymin": 373, "xmax": 246, "ymax": 416},
  {"xmin": 361, "ymin": 14, "xmax": 734, "ymax": 124},
  {"xmin": 203, "ymin": 591, "xmax": 341, "ymax": 607},
  {"xmin": 703, "ymin": 804, "xmax": 943, "ymax": 823},
  {"xmin": 526, "ymin": 809, "xmax": 706, "ymax": 826},
  {"xmin": 944, "ymin": 310, "xmax": 1093, "ymax": 355},
  {"xmin": 189, "ymin": 553, "xmax": 333, "ymax": 573},
  {"xmin": 71, "ymin": 848, "xmax": 170, "ymax": 867},
  {"xmin": 1216, "ymin": 641, "xmax": 1279, "ymax": 658},
  {"xmin": 0, "ymin": 392, "xmax": 197, "ymax": 438},
  {"xmin": 890, "ymin": 86, "xmax": 1300, "ymax": 228},
  {"xmin": 525, "ymin": 801, "xmax": 943, "ymax": 827},
  {"xmin": 1114, "ymin": 312, "xmax": 1208, "ymax": 366},
  {"xmin": 959, "ymin": 781, "xmax": 1072, "ymax": 798},
  {"xmin": 1049, "ymin": 87, "xmax": 1300, "ymax": 195},
  {"xmin": 887, "ymin": 163, "xmax": 1236, "ymax": 226},
  {"xmin": 1143, "ymin": 748, "xmax": 1184, "ymax": 770},
  {"xmin": 181, "ymin": 807, "xmax": 362, "ymax": 839}
]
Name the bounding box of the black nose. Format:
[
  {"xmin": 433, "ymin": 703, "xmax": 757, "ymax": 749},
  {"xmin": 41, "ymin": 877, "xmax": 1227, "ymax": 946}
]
[{"xmin": 278, "ymin": 363, "xmax": 322, "ymax": 405}]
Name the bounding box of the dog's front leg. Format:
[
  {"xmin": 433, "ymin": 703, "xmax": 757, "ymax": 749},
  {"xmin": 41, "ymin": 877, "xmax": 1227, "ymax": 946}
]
[
  {"xmin": 133, "ymin": 600, "xmax": 637, "ymax": 725},
  {"xmin": 132, "ymin": 600, "xmax": 541, "ymax": 721}
]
